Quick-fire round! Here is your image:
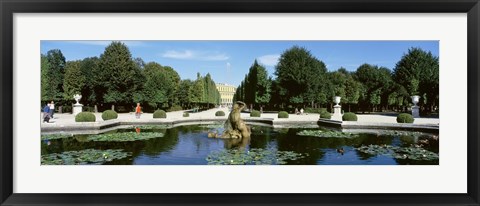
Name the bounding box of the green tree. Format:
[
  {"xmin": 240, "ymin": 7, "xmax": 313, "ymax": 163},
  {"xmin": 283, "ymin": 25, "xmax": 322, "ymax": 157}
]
[
  {"xmin": 98, "ymin": 41, "xmax": 144, "ymax": 107},
  {"xmin": 393, "ymin": 47, "xmax": 439, "ymax": 112},
  {"xmin": 177, "ymin": 79, "xmax": 194, "ymax": 108},
  {"xmin": 354, "ymin": 64, "xmax": 393, "ymax": 112},
  {"xmin": 332, "ymin": 68, "xmax": 361, "ymax": 112},
  {"xmin": 40, "ymin": 54, "xmax": 51, "ymax": 102},
  {"xmin": 42, "ymin": 49, "xmax": 66, "ymax": 102},
  {"xmin": 275, "ymin": 46, "xmax": 327, "ymax": 107},
  {"xmin": 63, "ymin": 61, "xmax": 86, "ymax": 102},
  {"xmin": 191, "ymin": 73, "xmax": 205, "ymax": 105},
  {"xmin": 79, "ymin": 57, "xmax": 100, "ymax": 105},
  {"xmin": 142, "ymin": 62, "xmax": 168, "ymax": 109},
  {"xmin": 242, "ymin": 60, "xmax": 272, "ymax": 111}
]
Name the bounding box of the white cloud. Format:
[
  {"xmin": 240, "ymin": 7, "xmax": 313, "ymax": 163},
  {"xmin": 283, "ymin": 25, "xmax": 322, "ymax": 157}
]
[
  {"xmin": 258, "ymin": 54, "xmax": 280, "ymax": 67},
  {"xmin": 162, "ymin": 50, "xmax": 229, "ymax": 61}
]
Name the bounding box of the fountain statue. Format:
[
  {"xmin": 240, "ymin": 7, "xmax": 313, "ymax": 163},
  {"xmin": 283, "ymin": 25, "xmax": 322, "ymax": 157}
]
[
  {"xmin": 209, "ymin": 101, "xmax": 251, "ymax": 139},
  {"xmin": 223, "ymin": 101, "xmax": 251, "ymax": 139}
]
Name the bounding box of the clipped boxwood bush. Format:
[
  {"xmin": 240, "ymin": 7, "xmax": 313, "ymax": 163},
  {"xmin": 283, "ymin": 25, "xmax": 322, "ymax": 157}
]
[
  {"xmin": 319, "ymin": 111, "xmax": 332, "ymax": 119},
  {"xmin": 215, "ymin": 111, "xmax": 225, "ymax": 116},
  {"xmin": 75, "ymin": 112, "xmax": 96, "ymax": 122},
  {"xmin": 250, "ymin": 110, "xmax": 261, "ymax": 117},
  {"xmin": 101, "ymin": 110, "xmax": 118, "ymax": 121},
  {"xmin": 153, "ymin": 110, "xmax": 167, "ymax": 118},
  {"xmin": 183, "ymin": 112, "xmax": 189, "ymax": 117},
  {"xmin": 342, "ymin": 112, "xmax": 358, "ymax": 121},
  {"xmin": 278, "ymin": 111, "xmax": 289, "ymax": 118},
  {"xmin": 397, "ymin": 113, "xmax": 414, "ymax": 123},
  {"xmin": 304, "ymin": 107, "xmax": 328, "ymax": 114},
  {"xmin": 167, "ymin": 105, "xmax": 183, "ymax": 112}
]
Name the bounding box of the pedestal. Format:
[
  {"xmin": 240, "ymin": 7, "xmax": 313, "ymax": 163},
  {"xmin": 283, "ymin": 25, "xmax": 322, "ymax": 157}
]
[
  {"xmin": 73, "ymin": 104, "xmax": 83, "ymax": 116},
  {"xmin": 411, "ymin": 106, "xmax": 419, "ymax": 118},
  {"xmin": 332, "ymin": 105, "xmax": 342, "ymax": 121}
]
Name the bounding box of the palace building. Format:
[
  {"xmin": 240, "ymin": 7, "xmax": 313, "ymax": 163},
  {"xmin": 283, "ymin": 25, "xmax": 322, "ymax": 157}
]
[{"xmin": 216, "ymin": 83, "xmax": 236, "ymax": 107}]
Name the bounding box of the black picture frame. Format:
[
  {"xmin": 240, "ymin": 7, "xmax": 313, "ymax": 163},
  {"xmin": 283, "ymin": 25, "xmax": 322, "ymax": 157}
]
[{"xmin": 1, "ymin": 0, "xmax": 479, "ymax": 205}]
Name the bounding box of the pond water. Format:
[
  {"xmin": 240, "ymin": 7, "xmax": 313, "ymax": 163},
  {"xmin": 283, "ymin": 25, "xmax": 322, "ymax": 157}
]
[{"xmin": 41, "ymin": 124, "xmax": 439, "ymax": 165}]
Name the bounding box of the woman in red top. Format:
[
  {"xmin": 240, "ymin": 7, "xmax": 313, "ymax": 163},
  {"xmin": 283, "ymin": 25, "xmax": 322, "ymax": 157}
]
[{"xmin": 135, "ymin": 103, "xmax": 141, "ymax": 119}]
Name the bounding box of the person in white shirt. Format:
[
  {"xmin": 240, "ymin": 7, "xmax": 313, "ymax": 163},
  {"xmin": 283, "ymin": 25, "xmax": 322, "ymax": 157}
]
[{"xmin": 49, "ymin": 101, "xmax": 55, "ymax": 118}]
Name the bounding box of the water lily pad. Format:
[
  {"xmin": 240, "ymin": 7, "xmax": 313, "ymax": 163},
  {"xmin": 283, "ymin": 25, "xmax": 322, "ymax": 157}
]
[
  {"xmin": 130, "ymin": 125, "xmax": 169, "ymax": 129},
  {"xmin": 41, "ymin": 149, "xmax": 131, "ymax": 165},
  {"xmin": 375, "ymin": 130, "xmax": 431, "ymax": 137},
  {"xmin": 86, "ymin": 132, "xmax": 164, "ymax": 142},
  {"xmin": 41, "ymin": 134, "xmax": 73, "ymax": 140},
  {"xmin": 206, "ymin": 148, "xmax": 304, "ymax": 165},
  {"xmin": 297, "ymin": 130, "xmax": 359, "ymax": 138},
  {"xmin": 356, "ymin": 144, "xmax": 439, "ymax": 161}
]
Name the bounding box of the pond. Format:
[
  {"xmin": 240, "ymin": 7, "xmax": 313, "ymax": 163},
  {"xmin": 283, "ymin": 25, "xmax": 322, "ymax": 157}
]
[{"xmin": 41, "ymin": 123, "xmax": 439, "ymax": 165}]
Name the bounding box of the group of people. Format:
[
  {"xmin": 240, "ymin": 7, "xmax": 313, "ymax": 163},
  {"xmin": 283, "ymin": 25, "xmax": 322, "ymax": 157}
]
[
  {"xmin": 42, "ymin": 101, "xmax": 55, "ymax": 123},
  {"xmin": 295, "ymin": 108, "xmax": 304, "ymax": 115}
]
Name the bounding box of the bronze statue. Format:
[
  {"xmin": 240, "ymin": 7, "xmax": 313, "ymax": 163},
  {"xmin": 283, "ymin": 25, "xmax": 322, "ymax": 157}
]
[
  {"xmin": 208, "ymin": 101, "xmax": 251, "ymax": 139},
  {"xmin": 223, "ymin": 101, "xmax": 251, "ymax": 139}
]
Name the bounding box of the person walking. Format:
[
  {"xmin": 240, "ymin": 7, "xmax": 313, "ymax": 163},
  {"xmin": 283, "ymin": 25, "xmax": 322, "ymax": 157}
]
[
  {"xmin": 43, "ymin": 103, "xmax": 51, "ymax": 123},
  {"xmin": 49, "ymin": 101, "xmax": 55, "ymax": 118},
  {"xmin": 135, "ymin": 103, "xmax": 142, "ymax": 119}
]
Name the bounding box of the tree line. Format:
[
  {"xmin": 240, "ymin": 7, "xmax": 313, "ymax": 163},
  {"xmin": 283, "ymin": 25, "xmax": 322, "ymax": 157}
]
[
  {"xmin": 41, "ymin": 41, "xmax": 220, "ymax": 113},
  {"xmin": 233, "ymin": 46, "xmax": 439, "ymax": 114}
]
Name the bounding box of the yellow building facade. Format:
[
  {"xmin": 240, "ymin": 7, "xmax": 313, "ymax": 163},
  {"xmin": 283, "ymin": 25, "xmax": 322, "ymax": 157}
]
[{"xmin": 216, "ymin": 83, "xmax": 236, "ymax": 107}]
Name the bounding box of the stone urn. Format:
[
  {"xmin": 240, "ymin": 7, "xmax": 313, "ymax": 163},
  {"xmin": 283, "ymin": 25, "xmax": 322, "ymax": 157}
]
[
  {"xmin": 74, "ymin": 94, "xmax": 82, "ymax": 105},
  {"xmin": 411, "ymin": 95, "xmax": 420, "ymax": 106},
  {"xmin": 73, "ymin": 94, "xmax": 83, "ymax": 116},
  {"xmin": 334, "ymin": 96, "xmax": 341, "ymax": 106},
  {"xmin": 410, "ymin": 95, "xmax": 420, "ymax": 118},
  {"xmin": 332, "ymin": 96, "xmax": 342, "ymax": 121}
]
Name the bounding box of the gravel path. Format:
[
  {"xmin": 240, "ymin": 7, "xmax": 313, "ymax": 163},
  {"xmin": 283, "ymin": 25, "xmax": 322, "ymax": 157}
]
[{"xmin": 41, "ymin": 108, "xmax": 439, "ymax": 125}]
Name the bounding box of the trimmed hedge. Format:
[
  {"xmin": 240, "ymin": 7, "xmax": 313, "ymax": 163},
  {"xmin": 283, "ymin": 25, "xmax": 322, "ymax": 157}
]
[
  {"xmin": 319, "ymin": 111, "xmax": 332, "ymax": 119},
  {"xmin": 342, "ymin": 112, "xmax": 358, "ymax": 121},
  {"xmin": 153, "ymin": 110, "xmax": 167, "ymax": 118},
  {"xmin": 278, "ymin": 111, "xmax": 289, "ymax": 118},
  {"xmin": 215, "ymin": 111, "xmax": 225, "ymax": 116},
  {"xmin": 397, "ymin": 113, "xmax": 414, "ymax": 123},
  {"xmin": 250, "ymin": 110, "xmax": 261, "ymax": 117},
  {"xmin": 101, "ymin": 110, "xmax": 118, "ymax": 121},
  {"xmin": 75, "ymin": 112, "xmax": 96, "ymax": 122},
  {"xmin": 183, "ymin": 112, "xmax": 189, "ymax": 117},
  {"xmin": 304, "ymin": 107, "xmax": 328, "ymax": 114},
  {"xmin": 167, "ymin": 105, "xmax": 183, "ymax": 112}
]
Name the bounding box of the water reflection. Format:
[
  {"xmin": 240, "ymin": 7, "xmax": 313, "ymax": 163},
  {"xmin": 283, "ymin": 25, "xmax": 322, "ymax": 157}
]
[{"xmin": 41, "ymin": 125, "xmax": 439, "ymax": 165}]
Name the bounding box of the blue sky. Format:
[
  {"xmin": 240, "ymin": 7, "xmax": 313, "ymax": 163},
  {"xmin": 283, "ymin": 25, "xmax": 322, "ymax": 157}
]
[{"xmin": 41, "ymin": 40, "xmax": 439, "ymax": 87}]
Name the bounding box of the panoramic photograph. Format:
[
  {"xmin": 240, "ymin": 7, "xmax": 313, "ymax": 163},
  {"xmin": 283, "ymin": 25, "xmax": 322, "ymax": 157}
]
[{"xmin": 40, "ymin": 40, "xmax": 439, "ymax": 165}]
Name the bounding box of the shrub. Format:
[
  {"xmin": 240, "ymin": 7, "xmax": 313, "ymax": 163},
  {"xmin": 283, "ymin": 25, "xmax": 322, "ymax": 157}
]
[
  {"xmin": 101, "ymin": 110, "xmax": 118, "ymax": 121},
  {"xmin": 397, "ymin": 113, "xmax": 414, "ymax": 123},
  {"xmin": 278, "ymin": 111, "xmax": 289, "ymax": 118},
  {"xmin": 304, "ymin": 107, "xmax": 328, "ymax": 114},
  {"xmin": 168, "ymin": 105, "xmax": 183, "ymax": 112},
  {"xmin": 183, "ymin": 112, "xmax": 189, "ymax": 117},
  {"xmin": 215, "ymin": 111, "xmax": 225, "ymax": 116},
  {"xmin": 83, "ymin": 106, "xmax": 95, "ymax": 112},
  {"xmin": 75, "ymin": 112, "xmax": 96, "ymax": 122},
  {"xmin": 116, "ymin": 106, "xmax": 130, "ymax": 113},
  {"xmin": 319, "ymin": 111, "xmax": 332, "ymax": 119},
  {"xmin": 342, "ymin": 112, "xmax": 358, "ymax": 121},
  {"xmin": 61, "ymin": 105, "xmax": 72, "ymax": 113},
  {"xmin": 250, "ymin": 110, "xmax": 261, "ymax": 117},
  {"xmin": 153, "ymin": 110, "xmax": 167, "ymax": 118}
]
